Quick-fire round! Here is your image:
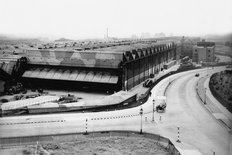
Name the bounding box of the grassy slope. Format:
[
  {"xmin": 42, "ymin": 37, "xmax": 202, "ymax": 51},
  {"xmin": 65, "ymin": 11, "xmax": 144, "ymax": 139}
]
[{"xmin": 209, "ymin": 71, "xmax": 232, "ymax": 113}]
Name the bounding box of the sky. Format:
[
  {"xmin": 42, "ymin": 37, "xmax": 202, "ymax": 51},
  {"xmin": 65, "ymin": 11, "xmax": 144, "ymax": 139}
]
[{"xmin": 0, "ymin": 0, "xmax": 232, "ymax": 40}]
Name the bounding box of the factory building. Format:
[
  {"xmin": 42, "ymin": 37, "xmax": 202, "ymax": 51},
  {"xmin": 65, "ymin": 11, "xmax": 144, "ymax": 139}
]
[
  {"xmin": 180, "ymin": 37, "xmax": 200, "ymax": 58},
  {"xmin": 121, "ymin": 43, "xmax": 176, "ymax": 90},
  {"xmin": 180, "ymin": 37, "xmax": 194, "ymax": 59},
  {"xmin": 0, "ymin": 40, "xmax": 177, "ymax": 92},
  {"xmin": 0, "ymin": 54, "xmax": 27, "ymax": 93},
  {"xmin": 192, "ymin": 40, "xmax": 215, "ymax": 63}
]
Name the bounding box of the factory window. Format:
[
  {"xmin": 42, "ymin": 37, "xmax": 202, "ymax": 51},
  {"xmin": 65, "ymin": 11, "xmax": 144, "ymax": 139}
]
[
  {"xmin": 208, "ymin": 55, "xmax": 210, "ymax": 57},
  {"xmin": 208, "ymin": 50, "xmax": 210, "ymax": 52},
  {"xmin": 195, "ymin": 49, "xmax": 197, "ymax": 52}
]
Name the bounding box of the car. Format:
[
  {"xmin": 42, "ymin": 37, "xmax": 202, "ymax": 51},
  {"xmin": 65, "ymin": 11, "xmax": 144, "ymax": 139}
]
[
  {"xmin": 143, "ymin": 79, "xmax": 153, "ymax": 87},
  {"xmin": 195, "ymin": 73, "xmax": 200, "ymax": 77},
  {"xmin": 155, "ymin": 96, "xmax": 167, "ymax": 113}
]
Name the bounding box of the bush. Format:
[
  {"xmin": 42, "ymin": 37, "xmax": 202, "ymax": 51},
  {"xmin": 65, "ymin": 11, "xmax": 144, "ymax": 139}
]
[
  {"xmin": 22, "ymin": 149, "xmax": 31, "ymax": 155},
  {"xmin": 210, "ymin": 72, "xmax": 232, "ymax": 113},
  {"xmin": 42, "ymin": 143, "xmax": 60, "ymax": 150},
  {"xmin": 228, "ymin": 96, "xmax": 232, "ymax": 101},
  {"xmin": 0, "ymin": 99, "xmax": 8, "ymax": 103}
]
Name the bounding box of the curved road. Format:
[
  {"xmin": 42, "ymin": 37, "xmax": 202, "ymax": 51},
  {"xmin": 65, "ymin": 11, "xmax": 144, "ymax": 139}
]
[
  {"xmin": 0, "ymin": 67, "xmax": 229, "ymax": 155},
  {"xmin": 159, "ymin": 67, "xmax": 229, "ymax": 155}
]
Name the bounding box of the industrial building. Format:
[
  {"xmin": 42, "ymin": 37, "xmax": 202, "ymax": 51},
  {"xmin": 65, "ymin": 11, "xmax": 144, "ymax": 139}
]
[
  {"xmin": 192, "ymin": 40, "xmax": 215, "ymax": 63},
  {"xmin": 180, "ymin": 36, "xmax": 200, "ymax": 59},
  {"xmin": 0, "ymin": 40, "xmax": 178, "ymax": 115},
  {"xmin": 0, "ymin": 40, "xmax": 177, "ymax": 92}
]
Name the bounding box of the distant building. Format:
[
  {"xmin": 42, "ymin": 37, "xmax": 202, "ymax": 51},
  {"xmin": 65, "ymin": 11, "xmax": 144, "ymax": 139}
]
[
  {"xmin": 180, "ymin": 36, "xmax": 201, "ymax": 59},
  {"xmin": 192, "ymin": 40, "xmax": 215, "ymax": 63},
  {"xmin": 153, "ymin": 33, "xmax": 166, "ymax": 38},
  {"xmin": 141, "ymin": 33, "xmax": 152, "ymax": 38},
  {"xmin": 131, "ymin": 34, "xmax": 138, "ymax": 39}
]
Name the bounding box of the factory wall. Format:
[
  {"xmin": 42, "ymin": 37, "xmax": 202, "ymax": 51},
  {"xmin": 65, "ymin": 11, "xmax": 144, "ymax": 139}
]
[
  {"xmin": 20, "ymin": 43, "xmax": 177, "ymax": 93},
  {"xmin": 0, "ymin": 80, "xmax": 5, "ymax": 93},
  {"xmin": 121, "ymin": 44, "xmax": 176, "ymax": 91}
]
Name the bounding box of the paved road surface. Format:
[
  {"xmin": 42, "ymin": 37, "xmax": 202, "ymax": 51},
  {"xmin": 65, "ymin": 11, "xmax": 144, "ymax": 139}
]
[
  {"xmin": 157, "ymin": 67, "xmax": 229, "ymax": 155},
  {"xmin": 0, "ymin": 67, "xmax": 229, "ymax": 155}
]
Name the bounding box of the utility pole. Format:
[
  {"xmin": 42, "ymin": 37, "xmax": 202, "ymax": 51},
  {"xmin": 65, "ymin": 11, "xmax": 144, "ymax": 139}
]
[
  {"xmin": 139, "ymin": 106, "xmax": 143, "ymax": 134},
  {"xmin": 84, "ymin": 118, "xmax": 88, "ymax": 135},
  {"xmin": 35, "ymin": 141, "xmax": 39, "ymax": 155},
  {"xmin": 176, "ymin": 127, "xmax": 181, "ymax": 143},
  {"xmin": 204, "ymin": 88, "xmax": 207, "ymax": 104},
  {"xmin": 229, "ymin": 130, "xmax": 232, "ymax": 155},
  {"xmin": 205, "ymin": 45, "xmax": 208, "ymax": 76},
  {"xmin": 106, "ymin": 28, "xmax": 108, "ymax": 39},
  {"xmin": 152, "ymin": 99, "xmax": 155, "ymax": 122}
]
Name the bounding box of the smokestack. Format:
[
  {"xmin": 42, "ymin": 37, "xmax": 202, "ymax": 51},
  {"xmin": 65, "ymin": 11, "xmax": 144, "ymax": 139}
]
[{"xmin": 106, "ymin": 28, "xmax": 108, "ymax": 39}]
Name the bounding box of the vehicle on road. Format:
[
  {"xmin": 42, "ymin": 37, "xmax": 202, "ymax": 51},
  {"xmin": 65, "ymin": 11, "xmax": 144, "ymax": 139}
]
[
  {"xmin": 143, "ymin": 74, "xmax": 156, "ymax": 87},
  {"xmin": 195, "ymin": 73, "xmax": 200, "ymax": 77},
  {"xmin": 155, "ymin": 96, "xmax": 167, "ymax": 112},
  {"xmin": 143, "ymin": 79, "xmax": 154, "ymax": 87}
]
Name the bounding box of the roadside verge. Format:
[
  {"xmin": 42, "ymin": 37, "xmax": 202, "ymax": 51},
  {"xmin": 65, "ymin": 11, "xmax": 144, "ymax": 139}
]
[{"xmin": 196, "ymin": 75, "xmax": 232, "ymax": 130}]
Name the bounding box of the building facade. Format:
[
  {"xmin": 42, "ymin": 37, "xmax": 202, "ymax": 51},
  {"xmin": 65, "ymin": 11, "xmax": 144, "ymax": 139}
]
[
  {"xmin": 192, "ymin": 41, "xmax": 215, "ymax": 63},
  {"xmin": 180, "ymin": 37, "xmax": 200, "ymax": 59},
  {"xmin": 0, "ymin": 40, "xmax": 178, "ymax": 92}
]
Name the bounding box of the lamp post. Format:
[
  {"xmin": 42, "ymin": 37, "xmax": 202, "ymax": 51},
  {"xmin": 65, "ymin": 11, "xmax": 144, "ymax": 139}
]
[
  {"xmin": 204, "ymin": 88, "xmax": 207, "ymax": 104},
  {"xmin": 152, "ymin": 99, "xmax": 155, "ymax": 122},
  {"xmin": 35, "ymin": 141, "xmax": 39, "ymax": 155},
  {"xmin": 139, "ymin": 106, "xmax": 143, "ymax": 134},
  {"xmin": 229, "ymin": 130, "xmax": 232, "ymax": 155}
]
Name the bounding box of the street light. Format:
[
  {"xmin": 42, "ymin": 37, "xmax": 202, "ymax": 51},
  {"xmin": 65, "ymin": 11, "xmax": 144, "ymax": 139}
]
[
  {"xmin": 229, "ymin": 130, "xmax": 232, "ymax": 155},
  {"xmin": 152, "ymin": 99, "xmax": 155, "ymax": 122},
  {"xmin": 204, "ymin": 88, "xmax": 207, "ymax": 104},
  {"xmin": 35, "ymin": 141, "xmax": 39, "ymax": 155},
  {"xmin": 139, "ymin": 106, "xmax": 143, "ymax": 134}
]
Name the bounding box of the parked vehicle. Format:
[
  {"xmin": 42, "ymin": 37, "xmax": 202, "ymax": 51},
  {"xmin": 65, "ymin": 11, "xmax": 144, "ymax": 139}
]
[
  {"xmin": 5, "ymin": 82, "xmax": 25, "ymax": 95},
  {"xmin": 143, "ymin": 79, "xmax": 154, "ymax": 87},
  {"xmin": 58, "ymin": 94, "xmax": 78, "ymax": 104},
  {"xmin": 143, "ymin": 74, "xmax": 156, "ymax": 88}
]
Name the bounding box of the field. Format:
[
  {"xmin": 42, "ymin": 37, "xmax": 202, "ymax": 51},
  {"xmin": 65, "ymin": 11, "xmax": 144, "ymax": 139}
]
[
  {"xmin": 215, "ymin": 44, "xmax": 232, "ymax": 56},
  {"xmin": 0, "ymin": 136, "xmax": 171, "ymax": 155},
  {"xmin": 215, "ymin": 55, "xmax": 232, "ymax": 63}
]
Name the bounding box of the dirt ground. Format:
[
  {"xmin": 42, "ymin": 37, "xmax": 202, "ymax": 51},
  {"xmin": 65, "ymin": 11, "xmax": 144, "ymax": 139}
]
[
  {"xmin": 0, "ymin": 136, "xmax": 171, "ymax": 155},
  {"xmin": 0, "ymin": 89, "xmax": 108, "ymax": 106},
  {"xmin": 215, "ymin": 55, "xmax": 232, "ymax": 63},
  {"xmin": 215, "ymin": 44, "xmax": 232, "ymax": 56}
]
